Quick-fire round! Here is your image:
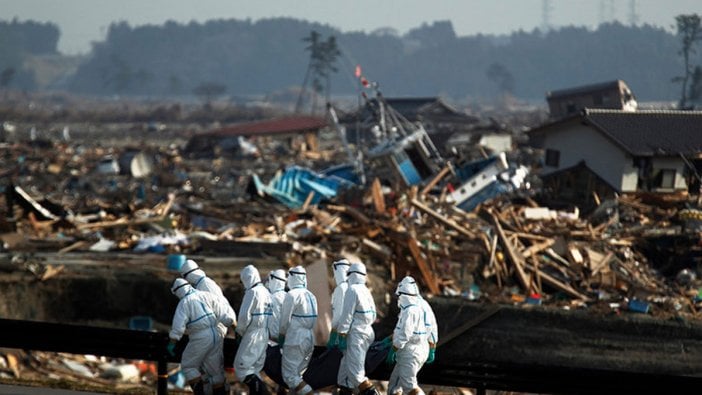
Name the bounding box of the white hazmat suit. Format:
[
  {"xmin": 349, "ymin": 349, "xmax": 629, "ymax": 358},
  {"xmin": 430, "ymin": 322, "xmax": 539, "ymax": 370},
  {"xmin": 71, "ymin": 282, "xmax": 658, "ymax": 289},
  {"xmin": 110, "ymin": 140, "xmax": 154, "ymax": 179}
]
[
  {"xmin": 329, "ymin": 259, "xmax": 350, "ymax": 348},
  {"xmin": 279, "ymin": 266, "xmax": 317, "ymax": 395},
  {"xmin": 169, "ymin": 278, "xmax": 235, "ymax": 394},
  {"xmin": 267, "ymin": 269, "xmax": 287, "ymax": 342},
  {"xmin": 336, "ymin": 262, "xmax": 378, "ymax": 395},
  {"xmin": 180, "ymin": 259, "xmax": 237, "ymax": 339},
  {"xmin": 398, "ymin": 276, "xmax": 438, "ymax": 350},
  {"xmin": 234, "ymin": 265, "xmax": 272, "ymax": 390},
  {"xmin": 388, "ymin": 279, "xmax": 429, "ymax": 395}
]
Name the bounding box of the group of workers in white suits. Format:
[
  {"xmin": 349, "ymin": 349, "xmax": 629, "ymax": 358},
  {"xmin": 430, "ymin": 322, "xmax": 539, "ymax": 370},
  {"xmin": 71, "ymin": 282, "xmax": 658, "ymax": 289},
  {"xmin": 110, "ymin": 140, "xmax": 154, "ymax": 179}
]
[{"xmin": 166, "ymin": 257, "xmax": 437, "ymax": 395}]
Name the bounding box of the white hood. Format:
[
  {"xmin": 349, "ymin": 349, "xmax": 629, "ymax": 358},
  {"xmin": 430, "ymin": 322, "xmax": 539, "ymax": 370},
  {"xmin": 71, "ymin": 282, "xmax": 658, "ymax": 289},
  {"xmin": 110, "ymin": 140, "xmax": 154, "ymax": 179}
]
[
  {"xmin": 347, "ymin": 262, "xmax": 367, "ymax": 286},
  {"xmin": 267, "ymin": 269, "xmax": 287, "ymax": 293},
  {"xmin": 332, "ymin": 259, "xmax": 350, "ymax": 286},
  {"xmin": 171, "ymin": 278, "xmax": 193, "ymax": 299},
  {"xmin": 180, "ymin": 259, "xmax": 206, "ymax": 285},
  {"xmin": 287, "ymin": 266, "xmax": 307, "ymax": 289},
  {"xmin": 241, "ymin": 264, "xmax": 262, "ymax": 290},
  {"xmin": 397, "ymin": 278, "xmax": 418, "ymax": 308}
]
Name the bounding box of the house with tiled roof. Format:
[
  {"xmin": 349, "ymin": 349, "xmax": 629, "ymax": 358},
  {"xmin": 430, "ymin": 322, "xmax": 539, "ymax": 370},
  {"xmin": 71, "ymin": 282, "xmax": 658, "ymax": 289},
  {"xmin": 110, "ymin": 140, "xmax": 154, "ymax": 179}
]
[{"xmin": 529, "ymin": 109, "xmax": 702, "ymax": 208}]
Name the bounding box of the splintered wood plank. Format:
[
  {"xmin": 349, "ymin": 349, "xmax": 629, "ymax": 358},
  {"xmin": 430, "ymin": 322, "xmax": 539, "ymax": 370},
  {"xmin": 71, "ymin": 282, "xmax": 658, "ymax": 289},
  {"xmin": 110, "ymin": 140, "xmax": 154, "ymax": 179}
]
[
  {"xmin": 491, "ymin": 210, "xmax": 531, "ymax": 292},
  {"xmin": 371, "ymin": 177, "xmax": 386, "ymax": 214},
  {"xmin": 407, "ymin": 236, "xmax": 441, "ymax": 295}
]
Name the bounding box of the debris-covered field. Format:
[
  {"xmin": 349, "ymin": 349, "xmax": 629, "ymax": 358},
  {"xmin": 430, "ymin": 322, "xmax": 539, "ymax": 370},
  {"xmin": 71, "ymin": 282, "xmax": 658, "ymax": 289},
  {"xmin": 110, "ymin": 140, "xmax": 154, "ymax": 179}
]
[{"xmin": 1, "ymin": 93, "xmax": 702, "ymax": 392}]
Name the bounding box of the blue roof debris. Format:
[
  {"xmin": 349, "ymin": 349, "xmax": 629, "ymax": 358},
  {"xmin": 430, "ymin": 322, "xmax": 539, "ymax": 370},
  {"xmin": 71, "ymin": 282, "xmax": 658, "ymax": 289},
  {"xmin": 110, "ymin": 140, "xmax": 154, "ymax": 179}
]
[{"xmin": 252, "ymin": 165, "xmax": 358, "ymax": 209}]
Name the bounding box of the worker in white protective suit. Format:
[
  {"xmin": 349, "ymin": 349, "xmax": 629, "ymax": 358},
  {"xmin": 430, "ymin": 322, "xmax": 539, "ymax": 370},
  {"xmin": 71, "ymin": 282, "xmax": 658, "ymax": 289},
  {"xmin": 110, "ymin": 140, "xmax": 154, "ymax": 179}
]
[
  {"xmin": 267, "ymin": 269, "xmax": 287, "ymax": 342},
  {"xmin": 397, "ymin": 276, "xmax": 438, "ymax": 365},
  {"xmin": 279, "ymin": 266, "xmax": 317, "ymax": 395},
  {"xmin": 386, "ymin": 279, "xmax": 430, "ymax": 395},
  {"xmin": 235, "ymin": 265, "xmax": 272, "ymax": 395},
  {"xmin": 168, "ymin": 278, "xmax": 236, "ymax": 395},
  {"xmin": 336, "ymin": 262, "xmax": 379, "ymax": 395},
  {"xmin": 179, "ymin": 259, "xmax": 237, "ymax": 339},
  {"xmin": 327, "ymin": 258, "xmax": 350, "ymax": 349}
]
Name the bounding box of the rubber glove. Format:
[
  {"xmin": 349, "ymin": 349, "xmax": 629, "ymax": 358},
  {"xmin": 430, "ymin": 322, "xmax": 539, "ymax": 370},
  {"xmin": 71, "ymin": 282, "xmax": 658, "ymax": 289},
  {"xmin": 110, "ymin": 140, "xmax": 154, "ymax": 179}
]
[
  {"xmin": 385, "ymin": 346, "xmax": 398, "ymax": 365},
  {"xmin": 327, "ymin": 330, "xmax": 339, "ymax": 349},
  {"xmin": 426, "ymin": 345, "xmax": 436, "ymax": 364},
  {"xmin": 338, "ymin": 333, "xmax": 348, "ymax": 351},
  {"xmin": 278, "ymin": 334, "xmax": 285, "ymax": 347},
  {"xmin": 166, "ymin": 341, "xmax": 177, "ymax": 357},
  {"xmin": 380, "ymin": 335, "xmax": 393, "ymax": 348}
]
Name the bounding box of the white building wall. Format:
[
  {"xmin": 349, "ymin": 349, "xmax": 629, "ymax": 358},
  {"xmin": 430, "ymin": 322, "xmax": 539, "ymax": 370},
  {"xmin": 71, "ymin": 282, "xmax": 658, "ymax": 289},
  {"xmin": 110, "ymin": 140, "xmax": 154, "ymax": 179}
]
[
  {"xmin": 540, "ymin": 124, "xmax": 632, "ymax": 191},
  {"xmin": 651, "ymin": 157, "xmax": 688, "ymax": 191}
]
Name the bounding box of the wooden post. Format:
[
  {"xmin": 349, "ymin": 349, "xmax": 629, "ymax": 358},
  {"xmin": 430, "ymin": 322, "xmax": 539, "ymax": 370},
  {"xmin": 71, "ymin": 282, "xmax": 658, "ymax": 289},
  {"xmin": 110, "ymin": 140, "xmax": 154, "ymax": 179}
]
[
  {"xmin": 420, "ymin": 164, "xmax": 453, "ymax": 197},
  {"xmin": 372, "ymin": 177, "xmax": 386, "ymax": 214},
  {"xmin": 491, "ymin": 211, "xmax": 531, "ymax": 292},
  {"xmin": 407, "ymin": 237, "xmax": 441, "ymax": 295}
]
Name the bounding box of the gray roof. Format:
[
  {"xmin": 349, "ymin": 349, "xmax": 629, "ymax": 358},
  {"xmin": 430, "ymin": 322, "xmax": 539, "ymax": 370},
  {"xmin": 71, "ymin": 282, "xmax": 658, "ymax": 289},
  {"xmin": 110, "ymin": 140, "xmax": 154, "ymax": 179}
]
[
  {"xmin": 583, "ymin": 109, "xmax": 702, "ymax": 156},
  {"xmin": 546, "ymin": 80, "xmax": 626, "ymax": 100}
]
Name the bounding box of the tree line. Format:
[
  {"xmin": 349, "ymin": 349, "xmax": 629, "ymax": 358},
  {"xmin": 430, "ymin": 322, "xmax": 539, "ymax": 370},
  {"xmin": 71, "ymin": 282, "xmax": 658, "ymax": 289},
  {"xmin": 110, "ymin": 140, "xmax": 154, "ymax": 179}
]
[{"xmin": 2, "ymin": 17, "xmax": 702, "ymax": 105}]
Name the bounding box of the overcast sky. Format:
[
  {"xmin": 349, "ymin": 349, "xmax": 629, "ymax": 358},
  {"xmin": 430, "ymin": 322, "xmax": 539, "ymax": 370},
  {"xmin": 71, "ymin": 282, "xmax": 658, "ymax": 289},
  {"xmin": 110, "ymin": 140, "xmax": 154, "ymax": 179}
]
[{"xmin": 2, "ymin": 0, "xmax": 701, "ymax": 54}]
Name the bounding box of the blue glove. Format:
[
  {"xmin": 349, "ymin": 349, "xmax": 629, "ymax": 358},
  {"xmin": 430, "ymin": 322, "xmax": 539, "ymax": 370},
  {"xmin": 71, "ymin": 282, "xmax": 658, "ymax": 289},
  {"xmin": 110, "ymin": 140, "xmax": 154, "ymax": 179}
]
[
  {"xmin": 278, "ymin": 334, "xmax": 285, "ymax": 347},
  {"xmin": 166, "ymin": 341, "xmax": 176, "ymax": 357},
  {"xmin": 338, "ymin": 334, "xmax": 348, "ymax": 351},
  {"xmin": 327, "ymin": 330, "xmax": 338, "ymax": 349},
  {"xmin": 380, "ymin": 335, "xmax": 393, "ymax": 348},
  {"xmin": 385, "ymin": 346, "xmax": 397, "ymax": 365},
  {"xmin": 426, "ymin": 346, "xmax": 436, "ymax": 364}
]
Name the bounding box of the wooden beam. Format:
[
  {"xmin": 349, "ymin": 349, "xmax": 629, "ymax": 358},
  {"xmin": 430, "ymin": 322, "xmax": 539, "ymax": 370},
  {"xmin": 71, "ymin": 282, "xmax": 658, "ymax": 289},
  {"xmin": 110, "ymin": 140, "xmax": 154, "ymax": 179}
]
[
  {"xmin": 524, "ymin": 261, "xmax": 591, "ymax": 301},
  {"xmin": 371, "ymin": 177, "xmax": 386, "ymax": 214},
  {"xmin": 420, "ymin": 164, "xmax": 453, "ymax": 197},
  {"xmin": 411, "ymin": 198, "xmax": 476, "ymax": 239},
  {"xmin": 491, "ymin": 211, "xmax": 531, "ymax": 292},
  {"xmin": 407, "ymin": 236, "xmax": 441, "ymax": 295}
]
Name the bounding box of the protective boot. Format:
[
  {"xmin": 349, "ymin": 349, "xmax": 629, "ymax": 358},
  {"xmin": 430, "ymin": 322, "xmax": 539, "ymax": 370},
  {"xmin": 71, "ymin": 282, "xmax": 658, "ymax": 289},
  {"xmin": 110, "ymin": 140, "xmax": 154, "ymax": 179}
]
[
  {"xmin": 244, "ymin": 374, "xmax": 271, "ymax": 395},
  {"xmin": 190, "ymin": 380, "xmax": 206, "ymax": 395},
  {"xmin": 359, "ymin": 380, "xmax": 380, "ymax": 395},
  {"xmin": 338, "ymin": 386, "xmax": 354, "ymax": 395}
]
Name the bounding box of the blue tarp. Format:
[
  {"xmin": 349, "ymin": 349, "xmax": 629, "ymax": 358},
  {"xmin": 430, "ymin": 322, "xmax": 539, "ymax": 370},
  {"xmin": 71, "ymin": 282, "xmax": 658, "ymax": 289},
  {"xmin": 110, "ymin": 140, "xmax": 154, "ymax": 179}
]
[{"xmin": 253, "ymin": 166, "xmax": 357, "ymax": 208}]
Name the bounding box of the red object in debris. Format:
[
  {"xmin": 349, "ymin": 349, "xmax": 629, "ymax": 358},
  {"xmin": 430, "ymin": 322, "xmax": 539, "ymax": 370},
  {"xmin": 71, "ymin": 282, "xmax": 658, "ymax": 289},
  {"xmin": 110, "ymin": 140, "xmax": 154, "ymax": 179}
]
[
  {"xmin": 447, "ymin": 183, "xmax": 455, "ymax": 193},
  {"xmin": 361, "ymin": 77, "xmax": 369, "ymax": 87}
]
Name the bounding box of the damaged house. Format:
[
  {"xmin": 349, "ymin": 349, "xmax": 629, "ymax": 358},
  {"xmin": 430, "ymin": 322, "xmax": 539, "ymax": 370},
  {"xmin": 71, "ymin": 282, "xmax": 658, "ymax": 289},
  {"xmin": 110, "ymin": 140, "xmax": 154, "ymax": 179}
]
[
  {"xmin": 184, "ymin": 115, "xmax": 327, "ymax": 158},
  {"xmin": 546, "ymin": 79, "xmax": 638, "ymax": 119},
  {"xmin": 529, "ymin": 109, "xmax": 702, "ymax": 209}
]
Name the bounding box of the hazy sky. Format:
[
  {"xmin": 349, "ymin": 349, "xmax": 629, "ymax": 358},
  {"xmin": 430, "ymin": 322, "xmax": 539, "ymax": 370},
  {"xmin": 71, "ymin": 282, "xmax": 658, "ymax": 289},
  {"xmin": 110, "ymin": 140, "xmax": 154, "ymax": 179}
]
[{"xmin": 2, "ymin": 0, "xmax": 701, "ymax": 54}]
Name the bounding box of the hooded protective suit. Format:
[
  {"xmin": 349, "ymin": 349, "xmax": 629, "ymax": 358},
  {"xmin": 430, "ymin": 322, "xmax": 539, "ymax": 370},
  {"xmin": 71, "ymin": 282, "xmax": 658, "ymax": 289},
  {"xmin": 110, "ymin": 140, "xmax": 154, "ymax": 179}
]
[
  {"xmin": 336, "ymin": 262, "xmax": 377, "ymax": 392},
  {"xmin": 329, "ymin": 259, "xmax": 350, "ymax": 346},
  {"xmin": 388, "ymin": 279, "xmax": 429, "ymax": 395},
  {"xmin": 169, "ymin": 278, "xmax": 235, "ymax": 386},
  {"xmin": 234, "ymin": 265, "xmax": 272, "ymax": 382},
  {"xmin": 180, "ymin": 259, "xmax": 237, "ymax": 338},
  {"xmin": 398, "ymin": 276, "xmax": 438, "ymax": 346},
  {"xmin": 279, "ymin": 266, "xmax": 317, "ymax": 394},
  {"xmin": 267, "ymin": 269, "xmax": 287, "ymax": 342}
]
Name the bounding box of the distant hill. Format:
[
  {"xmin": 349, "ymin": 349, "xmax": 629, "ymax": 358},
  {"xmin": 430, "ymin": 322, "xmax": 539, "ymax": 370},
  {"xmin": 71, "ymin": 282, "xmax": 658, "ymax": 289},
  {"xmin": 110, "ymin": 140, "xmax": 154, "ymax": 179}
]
[{"xmin": 3, "ymin": 18, "xmax": 700, "ymax": 102}]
